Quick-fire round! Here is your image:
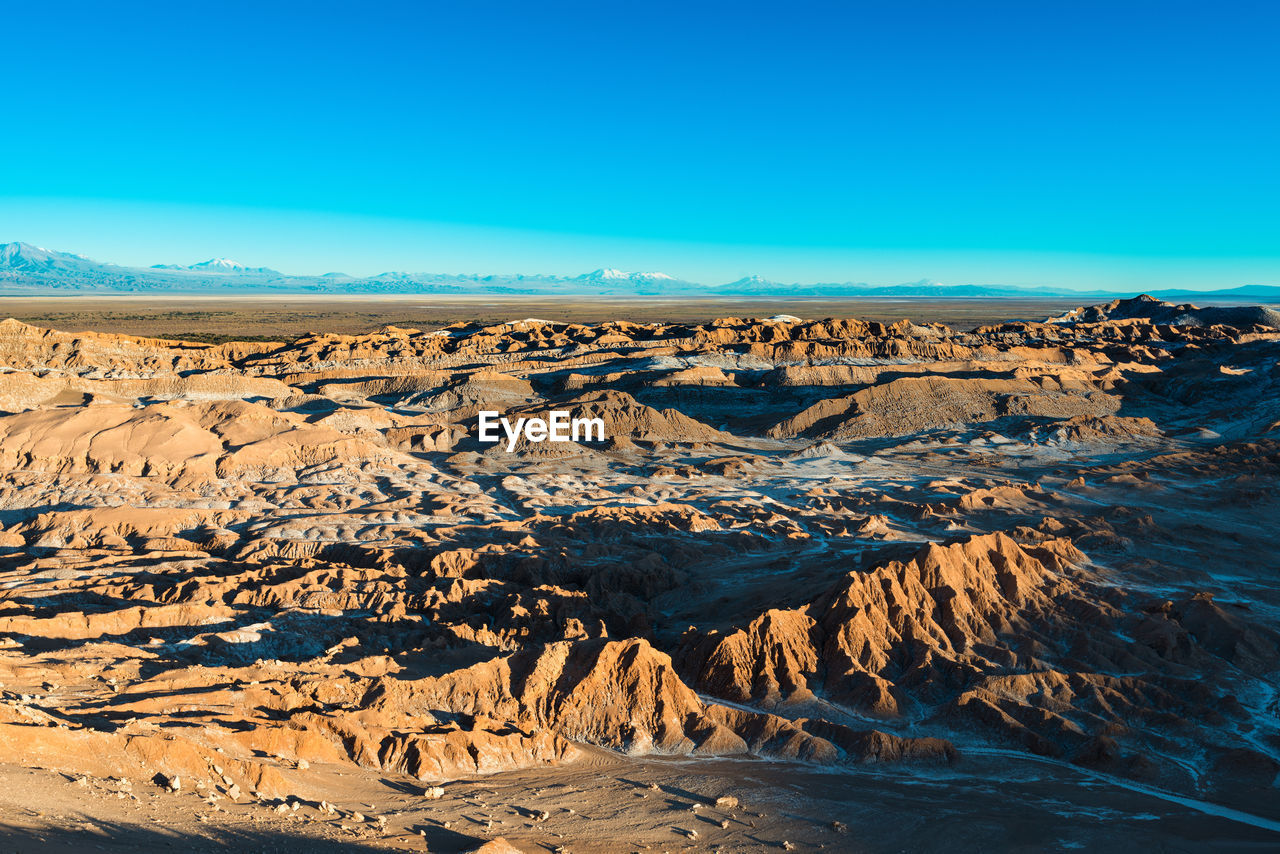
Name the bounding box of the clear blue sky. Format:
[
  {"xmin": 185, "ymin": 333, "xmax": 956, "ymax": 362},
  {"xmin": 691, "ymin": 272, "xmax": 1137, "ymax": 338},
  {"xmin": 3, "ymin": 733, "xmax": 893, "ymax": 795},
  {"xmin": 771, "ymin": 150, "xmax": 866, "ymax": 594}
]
[{"xmin": 2, "ymin": 0, "xmax": 1277, "ymax": 289}]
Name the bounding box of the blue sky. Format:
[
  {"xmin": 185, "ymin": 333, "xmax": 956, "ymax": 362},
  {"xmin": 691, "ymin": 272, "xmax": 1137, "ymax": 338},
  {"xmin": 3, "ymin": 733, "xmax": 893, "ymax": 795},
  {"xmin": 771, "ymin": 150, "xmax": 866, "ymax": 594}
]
[{"xmin": 2, "ymin": 0, "xmax": 1277, "ymax": 288}]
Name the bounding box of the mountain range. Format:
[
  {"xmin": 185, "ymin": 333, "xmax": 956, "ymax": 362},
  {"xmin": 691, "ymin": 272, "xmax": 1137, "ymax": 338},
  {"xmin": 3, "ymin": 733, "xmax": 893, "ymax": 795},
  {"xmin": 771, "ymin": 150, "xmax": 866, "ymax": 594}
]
[{"xmin": 1, "ymin": 241, "xmax": 1277, "ymax": 301}]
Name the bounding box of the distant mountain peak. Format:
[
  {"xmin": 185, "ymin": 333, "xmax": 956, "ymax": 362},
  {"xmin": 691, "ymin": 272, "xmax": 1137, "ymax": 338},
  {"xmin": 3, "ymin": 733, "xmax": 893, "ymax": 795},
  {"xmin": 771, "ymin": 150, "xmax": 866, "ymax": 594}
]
[
  {"xmin": 579, "ymin": 268, "xmax": 676, "ymax": 282},
  {"xmin": 2, "ymin": 241, "xmax": 66, "ymax": 260},
  {"xmin": 194, "ymin": 258, "xmax": 247, "ymax": 271},
  {"xmin": 153, "ymin": 257, "xmax": 281, "ymax": 275},
  {"xmin": 0, "ymin": 241, "xmax": 98, "ymax": 272},
  {"xmin": 190, "ymin": 258, "xmax": 281, "ymax": 274}
]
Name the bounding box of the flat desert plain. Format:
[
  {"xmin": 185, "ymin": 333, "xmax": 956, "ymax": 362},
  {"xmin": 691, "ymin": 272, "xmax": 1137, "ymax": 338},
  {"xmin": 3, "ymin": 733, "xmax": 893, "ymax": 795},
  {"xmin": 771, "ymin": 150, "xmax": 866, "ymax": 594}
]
[
  {"xmin": 0, "ymin": 296, "xmax": 1097, "ymax": 341},
  {"xmin": 0, "ymin": 295, "xmax": 1277, "ymax": 852}
]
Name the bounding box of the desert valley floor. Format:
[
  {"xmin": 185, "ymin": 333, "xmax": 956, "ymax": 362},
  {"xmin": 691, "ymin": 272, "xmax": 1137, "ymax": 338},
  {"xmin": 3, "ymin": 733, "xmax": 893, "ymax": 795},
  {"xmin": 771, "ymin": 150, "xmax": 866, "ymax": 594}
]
[{"xmin": 0, "ymin": 296, "xmax": 1278, "ymax": 852}]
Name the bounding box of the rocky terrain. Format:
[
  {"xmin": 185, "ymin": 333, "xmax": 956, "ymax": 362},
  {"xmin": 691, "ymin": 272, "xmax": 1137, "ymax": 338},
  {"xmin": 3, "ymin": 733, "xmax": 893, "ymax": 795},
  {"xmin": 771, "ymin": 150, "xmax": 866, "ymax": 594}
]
[{"xmin": 0, "ymin": 294, "xmax": 1277, "ymax": 852}]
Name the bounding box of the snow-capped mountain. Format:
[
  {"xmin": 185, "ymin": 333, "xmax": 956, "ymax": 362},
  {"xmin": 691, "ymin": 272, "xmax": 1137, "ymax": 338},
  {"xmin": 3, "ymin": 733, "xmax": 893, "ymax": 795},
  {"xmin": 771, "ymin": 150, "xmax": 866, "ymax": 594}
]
[
  {"xmin": 0, "ymin": 242, "xmax": 103, "ymax": 274},
  {"xmin": 576, "ymin": 268, "xmax": 677, "ymax": 283},
  {"xmin": 154, "ymin": 258, "xmax": 281, "ymax": 275},
  {"xmin": 0, "ymin": 241, "xmax": 148, "ymax": 291},
  {"xmin": 570, "ymin": 268, "xmax": 695, "ymax": 294},
  {"xmin": 193, "ymin": 258, "xmax": 250, "ymax": 272}
]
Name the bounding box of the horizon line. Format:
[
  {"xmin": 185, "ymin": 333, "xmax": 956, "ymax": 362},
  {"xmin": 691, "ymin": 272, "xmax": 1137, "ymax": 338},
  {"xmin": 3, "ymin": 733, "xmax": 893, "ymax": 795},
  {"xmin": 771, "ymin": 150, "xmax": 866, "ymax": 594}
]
[{"xmin": 4, "ymin": 240, "xmax": 1279, "ymax": 297}]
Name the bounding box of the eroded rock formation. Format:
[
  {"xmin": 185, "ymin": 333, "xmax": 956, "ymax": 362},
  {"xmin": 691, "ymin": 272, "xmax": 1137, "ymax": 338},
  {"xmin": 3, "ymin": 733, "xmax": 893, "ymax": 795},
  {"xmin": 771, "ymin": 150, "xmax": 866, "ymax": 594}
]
[{"xmin": 0, "ymin": 296, "xmax": 1277, "ymax": 848}]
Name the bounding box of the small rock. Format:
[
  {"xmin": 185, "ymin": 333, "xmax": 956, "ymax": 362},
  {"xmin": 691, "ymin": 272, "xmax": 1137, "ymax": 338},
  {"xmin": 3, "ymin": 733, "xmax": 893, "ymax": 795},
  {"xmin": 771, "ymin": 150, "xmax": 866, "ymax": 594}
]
[
  {"xmin": 423, "ymin": 785, "xmax": 445, "ymax": 800},
  {"xmin": 154, "ymin": 773, "xmax": 180, "ymax": 793},
  {"xmin": 715, "ymin": 796, "xmax": 739, "ymax": 810}
]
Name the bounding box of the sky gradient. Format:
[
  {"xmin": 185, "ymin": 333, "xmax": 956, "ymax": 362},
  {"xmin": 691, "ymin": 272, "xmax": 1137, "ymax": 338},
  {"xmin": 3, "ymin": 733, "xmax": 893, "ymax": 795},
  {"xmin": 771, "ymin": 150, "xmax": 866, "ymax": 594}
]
[{"xmin": 3, "ymin": 0, "xmax": 1277, "ymax": 289}]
